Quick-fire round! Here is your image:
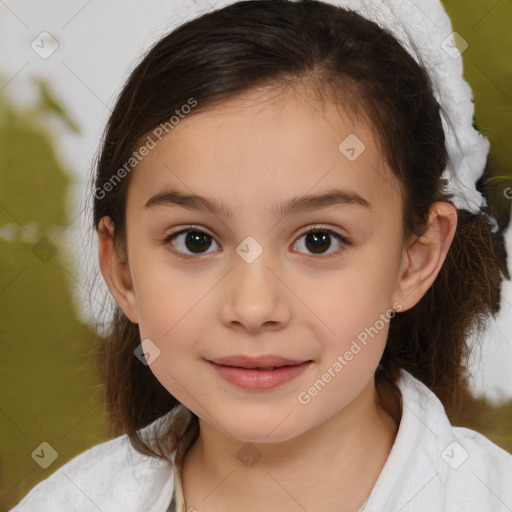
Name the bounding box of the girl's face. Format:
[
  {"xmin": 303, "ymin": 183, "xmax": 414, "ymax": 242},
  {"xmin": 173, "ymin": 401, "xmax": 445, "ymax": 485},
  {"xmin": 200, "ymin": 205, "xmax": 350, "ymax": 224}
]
[{"xmin": 114, "ymin": 85, "xmax": 412, "ymax": 442}]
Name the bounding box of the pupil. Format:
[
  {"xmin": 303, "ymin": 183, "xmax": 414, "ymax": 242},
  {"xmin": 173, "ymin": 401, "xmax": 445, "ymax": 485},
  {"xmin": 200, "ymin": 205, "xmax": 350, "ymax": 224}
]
[
  {"xmin": 185, "ymin": 232, "xmax": 212, "ymax": 253},
  {"xmin": 306, "ymin": 231, "xmax": 331, "ymax": 254}
]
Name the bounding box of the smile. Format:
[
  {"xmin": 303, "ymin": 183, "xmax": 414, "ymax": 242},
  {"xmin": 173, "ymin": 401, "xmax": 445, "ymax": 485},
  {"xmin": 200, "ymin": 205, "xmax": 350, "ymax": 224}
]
[{"xmin": 206, "ymin": 360, "xmax": 312, "ymax": 390}]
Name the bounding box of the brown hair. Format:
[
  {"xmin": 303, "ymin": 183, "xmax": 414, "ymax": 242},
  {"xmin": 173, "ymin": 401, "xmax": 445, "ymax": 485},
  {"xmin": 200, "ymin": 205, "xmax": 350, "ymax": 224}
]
[{"xmin": 91, "ymin": 0, "xmax": 508, "ymax": 460}]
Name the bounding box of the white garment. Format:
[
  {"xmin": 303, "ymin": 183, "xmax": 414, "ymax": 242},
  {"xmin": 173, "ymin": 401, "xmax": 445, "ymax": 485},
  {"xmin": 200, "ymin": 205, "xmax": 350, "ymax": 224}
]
[{"xmin": 10, "ymin": 369, "xmax": 512, "ymax": 511}]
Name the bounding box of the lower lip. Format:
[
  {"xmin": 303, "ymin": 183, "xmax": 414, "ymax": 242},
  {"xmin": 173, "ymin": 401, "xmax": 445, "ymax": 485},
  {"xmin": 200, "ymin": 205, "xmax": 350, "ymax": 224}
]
[{"xmin": 206, "ymin": 360, "xmax": 312, "ymax": 390}]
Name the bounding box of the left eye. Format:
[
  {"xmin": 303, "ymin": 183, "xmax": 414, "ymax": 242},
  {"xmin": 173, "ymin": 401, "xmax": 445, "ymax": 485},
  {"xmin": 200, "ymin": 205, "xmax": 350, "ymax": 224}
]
[
  {"xmin": 162, "ymin": 225, "xmax": 349, "ymax": 257},
  {"xmin": 292, "ymin": 227, "xmax": 349, "ymax": 256}
]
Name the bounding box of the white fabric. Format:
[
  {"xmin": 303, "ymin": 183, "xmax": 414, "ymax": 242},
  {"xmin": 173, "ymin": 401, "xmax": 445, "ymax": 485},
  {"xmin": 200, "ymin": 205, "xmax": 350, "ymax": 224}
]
[
  {"xmin": 10, "ymin": 369, "xmax": 512, "ymax": 511},
  {"xmin": 324, "ymin": 0, "xmax": 490, "ymax": 214}
]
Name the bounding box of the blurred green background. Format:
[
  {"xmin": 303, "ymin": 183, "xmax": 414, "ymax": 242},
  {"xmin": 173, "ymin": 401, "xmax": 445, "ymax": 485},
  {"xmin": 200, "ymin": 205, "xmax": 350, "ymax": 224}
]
[{"xmin": 1, "ymin": 1, "xmax": 511, "ymax": 509}]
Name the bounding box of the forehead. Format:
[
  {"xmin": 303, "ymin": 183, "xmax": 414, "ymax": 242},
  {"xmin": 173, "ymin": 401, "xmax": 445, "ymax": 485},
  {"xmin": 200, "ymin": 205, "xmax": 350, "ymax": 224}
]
[{"xmin": 126, "ymin": 85, "xmax": 403, "ymax": 218}]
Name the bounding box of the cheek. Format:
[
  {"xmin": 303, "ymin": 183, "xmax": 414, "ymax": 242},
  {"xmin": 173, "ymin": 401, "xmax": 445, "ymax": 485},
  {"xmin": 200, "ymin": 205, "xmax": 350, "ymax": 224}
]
[
  {"xmin": 293, "ymin": 252, "xmax": 397, "ymax": 402},
  {"xmin": 295, "ymin": 277, "xmax": 392, "ymax": 420},
  {"xmin": 301, "ymin": 257, "xmax": 396, "ymax": 344},
  {"xmin": 128, "ymin": 240, "xmax": 212, "ymax": 338},
  {"xmin": 136, "ymin": 276, "xmax": 211, "ymax": 350},
  {"xmin": 130, "ymin": 257, "xmax": 219, "ymax": 371},
  {"xmin": 132, "ymin": 266, "xmax": 213, "ymax": 403}
]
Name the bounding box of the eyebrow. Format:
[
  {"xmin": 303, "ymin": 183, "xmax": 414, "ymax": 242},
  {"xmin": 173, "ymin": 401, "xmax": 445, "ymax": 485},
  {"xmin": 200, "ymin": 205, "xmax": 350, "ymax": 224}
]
[{"xmin": 144, "ymin": 187, "xmax": 371, "ymax": 218}]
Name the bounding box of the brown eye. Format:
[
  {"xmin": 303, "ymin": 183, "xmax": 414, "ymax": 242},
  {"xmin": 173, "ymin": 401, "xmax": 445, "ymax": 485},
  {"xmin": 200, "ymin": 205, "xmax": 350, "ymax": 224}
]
[
  {"xmin": 164, "ymin": 227, "xmax": 220, "ymax": 256},
  {"xmin": 293, "ymin": 227, "xmax": 348, "ymax": 256}
]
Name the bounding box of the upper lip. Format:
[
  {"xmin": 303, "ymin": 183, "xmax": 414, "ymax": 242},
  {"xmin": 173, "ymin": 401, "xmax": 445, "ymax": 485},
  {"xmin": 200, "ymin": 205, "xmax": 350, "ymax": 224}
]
[{"xmin": 207, "ymin": 355, "xmax": 311, "ymax": 369}]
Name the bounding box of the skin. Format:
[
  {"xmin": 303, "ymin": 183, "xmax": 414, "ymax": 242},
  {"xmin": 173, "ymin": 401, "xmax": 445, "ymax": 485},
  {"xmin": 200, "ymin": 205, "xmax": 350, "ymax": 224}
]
[{"xmin": 97, "ymin": 83, "xmax": 457, "ymax": 511}]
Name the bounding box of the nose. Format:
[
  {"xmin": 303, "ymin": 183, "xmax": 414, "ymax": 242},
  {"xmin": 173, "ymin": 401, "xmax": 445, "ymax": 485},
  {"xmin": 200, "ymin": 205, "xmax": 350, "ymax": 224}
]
[{"xmin": 219, "ymin": 250, "xmax": 291, "ymax": 333}]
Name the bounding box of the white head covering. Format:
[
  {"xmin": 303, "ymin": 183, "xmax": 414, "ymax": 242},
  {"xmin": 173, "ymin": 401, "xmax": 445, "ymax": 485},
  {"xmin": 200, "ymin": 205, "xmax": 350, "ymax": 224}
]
[
  {"xmin": 170, "ymin": 0, "xmax": 489, "ymax": 213},
  {"xmin": 328, "ymin": 0, "xmax": 489, "ymax": 214}
]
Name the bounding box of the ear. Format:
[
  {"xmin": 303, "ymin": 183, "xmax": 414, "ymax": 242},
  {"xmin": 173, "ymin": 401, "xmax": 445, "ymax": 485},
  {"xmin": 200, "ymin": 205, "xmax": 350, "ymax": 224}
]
[
  {"xmin": 97, "ymin": 216, "xmax": 139, "ymax": 323},
  {"xmin": 392, "ymin": 202, "xmax": 457, "ymax": 312}
]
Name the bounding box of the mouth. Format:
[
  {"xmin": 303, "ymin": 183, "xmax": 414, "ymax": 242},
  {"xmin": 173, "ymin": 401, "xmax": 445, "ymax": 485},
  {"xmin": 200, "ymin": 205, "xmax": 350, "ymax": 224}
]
[
  {"xmin": 207, "ymin": 355, "xmax": 311, "ymax": 369},
  {"xmin": 205, "ymin": 356, "xmax": 313, "ymax": 390}
]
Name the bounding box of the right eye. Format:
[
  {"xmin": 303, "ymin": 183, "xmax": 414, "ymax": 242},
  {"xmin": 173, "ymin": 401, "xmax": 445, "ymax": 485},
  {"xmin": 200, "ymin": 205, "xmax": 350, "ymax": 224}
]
[{"xmin": 162, "ymin": 225, "xmax": 221, "ymax": 258}]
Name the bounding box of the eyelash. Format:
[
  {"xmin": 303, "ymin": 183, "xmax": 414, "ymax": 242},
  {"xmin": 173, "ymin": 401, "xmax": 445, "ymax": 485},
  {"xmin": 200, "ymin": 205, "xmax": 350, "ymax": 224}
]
[{"xmin": 161, "ymin": 224, "xmax": 351, "ymax": 259}]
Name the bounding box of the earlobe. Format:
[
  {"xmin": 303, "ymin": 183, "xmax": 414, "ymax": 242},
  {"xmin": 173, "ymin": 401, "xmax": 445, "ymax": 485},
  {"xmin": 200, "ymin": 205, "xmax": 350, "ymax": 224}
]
[
  {"xmin": 392, "ymin": 202, "xmax": 457, "ymax": 312},
  {"xmin": 97, "ymin": 216, "xmax": 139, "ymax": 324}
]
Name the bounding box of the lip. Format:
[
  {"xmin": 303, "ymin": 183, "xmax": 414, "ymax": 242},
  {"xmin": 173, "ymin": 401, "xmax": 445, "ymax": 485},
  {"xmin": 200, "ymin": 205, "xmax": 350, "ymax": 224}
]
[
  {"xmin": 208, "ymin": 355, "xmax": 309, "ymax": 369},
  {"xmin": 205, "ymin": 356, "xmax": 312, "ymax": 390}
]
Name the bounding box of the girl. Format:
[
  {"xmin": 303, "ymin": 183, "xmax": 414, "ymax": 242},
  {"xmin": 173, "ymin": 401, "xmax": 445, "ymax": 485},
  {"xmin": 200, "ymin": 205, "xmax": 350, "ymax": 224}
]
[{"xmin": 11, "ymin": 0, "xmax": 512, "ymax": 511}]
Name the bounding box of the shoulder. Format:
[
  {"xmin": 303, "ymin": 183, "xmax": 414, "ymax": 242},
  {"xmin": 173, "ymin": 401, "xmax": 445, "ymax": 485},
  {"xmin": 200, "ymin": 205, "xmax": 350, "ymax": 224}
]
[
  {"xmin": 366, "ymin": 369, "xmax": 512, "ymax": 512},
  {"xmin": 449, "ymin": 423, "xmax": 512, "ymax": 483},
  {"xmin": 439, "ymin": 412, "xmax": 512, "ymax": 510},
  {"xmin": 10, "ymin": 429, "xmax": 175, "ymax": 512}
]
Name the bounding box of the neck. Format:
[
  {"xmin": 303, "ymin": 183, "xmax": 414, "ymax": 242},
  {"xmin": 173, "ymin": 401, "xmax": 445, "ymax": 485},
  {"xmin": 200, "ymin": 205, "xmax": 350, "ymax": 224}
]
[{"xmin": 181, "ymin": 377, "xmax": 401, "ymax": 512}]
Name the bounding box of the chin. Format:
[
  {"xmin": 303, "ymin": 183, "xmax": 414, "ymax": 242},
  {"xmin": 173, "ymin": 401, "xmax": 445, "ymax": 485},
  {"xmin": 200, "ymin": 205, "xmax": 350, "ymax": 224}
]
[
  {"xmin": 218, "ymin": 414, "xmax": 306, "ymax": 445},
  {"xmin": 232, "ymin": 429, "xmax": 296, "ymax": 445}
]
